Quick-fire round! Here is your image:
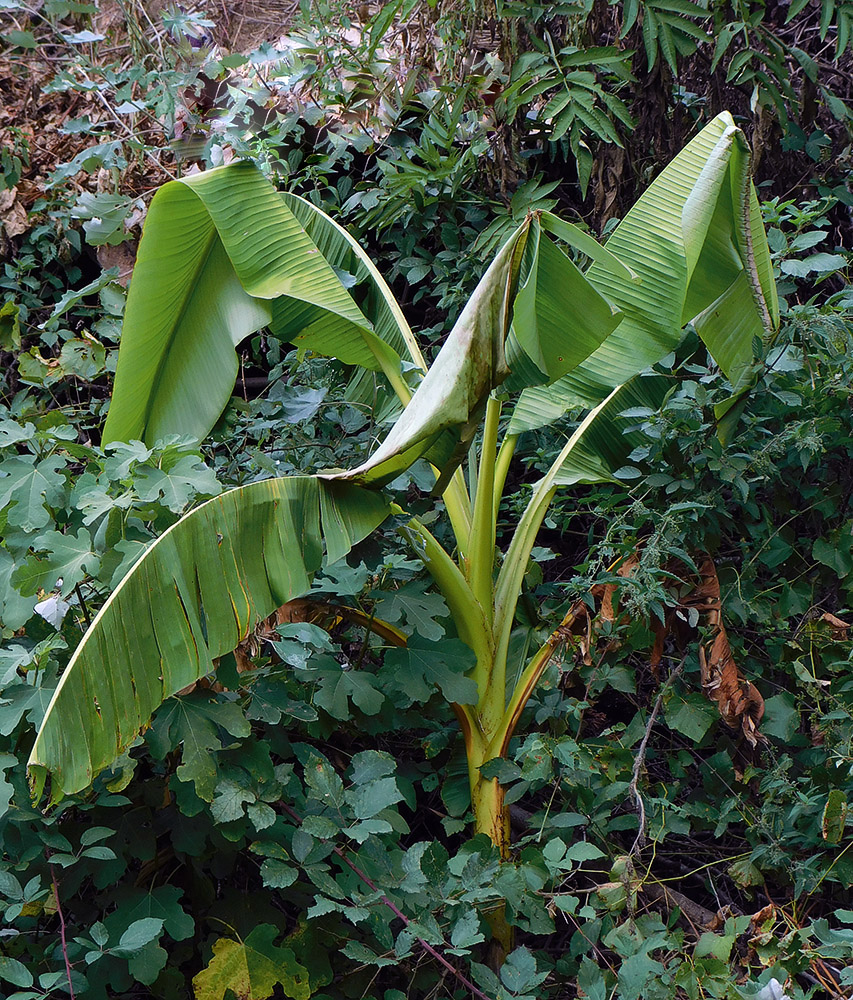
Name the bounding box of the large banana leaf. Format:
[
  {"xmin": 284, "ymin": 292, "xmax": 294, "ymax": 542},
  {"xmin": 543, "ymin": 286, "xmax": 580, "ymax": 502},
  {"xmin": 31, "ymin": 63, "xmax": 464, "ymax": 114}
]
[
  {"xmin": 103, "ymin": 163, "xmax": 408, "ymax": 447},
  {"xmin": 28, "ymin": 477, "xmax": 390, "ymax": 800},
  {"xmin": 30, "ymin": 119, "xmax": 777, "ymax": 803},
  {"xmin": 509, "ymin": 112, "xmax": 778, "ymax": 435},
  {"xmin": 29, "ymin": 196, "xmax": 627, "ymax": 798}
]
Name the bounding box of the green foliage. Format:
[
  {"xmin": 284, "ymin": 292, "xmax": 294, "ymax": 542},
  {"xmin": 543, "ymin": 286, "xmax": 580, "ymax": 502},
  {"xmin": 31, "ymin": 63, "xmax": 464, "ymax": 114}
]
[{"xmin": 1, "ymin": 2, "xmax": 852, "ymax": 998}]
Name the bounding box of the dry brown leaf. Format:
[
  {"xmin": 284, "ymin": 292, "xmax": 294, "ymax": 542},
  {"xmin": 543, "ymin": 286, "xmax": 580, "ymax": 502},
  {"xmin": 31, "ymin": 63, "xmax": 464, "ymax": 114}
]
[
  {"xmin": 814, "ymin": 611, "xmax": 851, "ymax": 639},
  {"xmin": 685, "ymin": 557, "xmax": 765, "ymax": 746},
  {"xmin": 0, "ymin": 187, "xmax": 29, "ymax": 237},
  {"xmin": 575, "ymin": 551, "xmax": 765, "ymax": 749}
]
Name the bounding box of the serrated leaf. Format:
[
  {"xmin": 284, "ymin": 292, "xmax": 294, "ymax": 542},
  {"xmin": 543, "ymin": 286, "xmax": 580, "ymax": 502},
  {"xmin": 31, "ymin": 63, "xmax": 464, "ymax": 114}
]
[
  {"xmin": 450, "ymin": 909, "xmax": 485, "ymax": 951},
  {"xmin": 822, "ymin": 789, "xmax": 847, "ymax": 844},
  {"xmin": 210, "ymin": 779, "xmax": 255, "ymax": 823},
  {"xmin": 133, "ymin": 455, "xmax": 220, "ymax": 513},
  {"xmin": 346, "ymin": 775, "xmax": 403, "ymax": 819},
  {"xmin": 259, "ymin": 859, "xmax": 298, "ymax": 889},
  {"xmin": 350, "ymin": 749, "xmax": 396, "ymax": 785},
  {"xmin": 694, "ymin": 931, "xmax": 735, "ymax": 960},
  {"xmin": 28, "ymin": 528, "xmax": 100, "ymax": 597},
  {"xmin": 148, "ymin": 695, "xmax": 250, "ymax": 801},
  {"xmin": 313, "ymin": 663, "xmax": 385, "ymax": 719},
  {"xmin": 501, "ymin": 946, "xmax": 548, "ymax": 993},
  {"xmin": 374, "ymin": 580, "xmax": 448, "ymax": 640}
]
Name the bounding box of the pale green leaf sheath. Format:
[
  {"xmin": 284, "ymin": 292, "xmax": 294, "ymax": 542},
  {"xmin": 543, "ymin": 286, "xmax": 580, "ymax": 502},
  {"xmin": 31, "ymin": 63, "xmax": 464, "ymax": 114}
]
[{"xmin": 28, "ymin": 479, "xmax": 389, "ymax": 799}]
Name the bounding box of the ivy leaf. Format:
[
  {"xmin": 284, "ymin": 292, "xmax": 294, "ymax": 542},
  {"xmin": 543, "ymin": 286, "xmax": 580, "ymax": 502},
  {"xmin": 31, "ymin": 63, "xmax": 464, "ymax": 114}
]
[
  {"xmin": 0, "ymin": 682, "xmax": 56, "ymax": 736},
  {"xmin": 103, "ymin": 440, "xmax": 153, "ymax": 481},
  {"xmin": 246, "ymin": 677, "xmax": 318, "ymax": 725},
  {"xmin": 383, "ymin": 636, "xmax": 478, "ymax": 705},
  {"xmin": 19, "ymin": 528, "xmax": 101, "ymax": 597},
  {"xmin": 70, "ymin": 476, "xmax": 134, "ymax": 524},
  {"xmin": 0, "ymin": 302, "xmax": 21, "ymax": 351},
  {"xmin": 119, "ymin": 886, "xmax": 194, "ymax": 941},
  {"xmin": 147, "ymin": 696, "xmax": 250, "ymax": 801},
  {"xmin": 270, "ymin": 384, "xmax": 328, "ymax": 423},
  {"xmin": 134, "ymin": 455, "xmax": 220, "ymax": 512},
  {"xmin": 128, "ymin": 940, "xmax": 169, "ymax": 985},
  {"xmin": 192, "ymin": 924, "xmax": 311, "ymax": 1000},
  {"xmin": 664, "ymin": 692, "xmax": 717, "ymax": 742},
  {"xmin": 0, "ymin": 753, "xmax": 16, "ymax": 819},
  {"xmin": 761, "ymin": 692, "xmax": 799, "ymax": 741},
  {"xmin": 313, "ymin": 660, "xmax": 384, "ymax": 719},
  {"xmin": 0, "ymin": 548, "xmax": 34, "ymax": 630},
  {"xmin": 0, "ymin": 456, "xmax": 66, "ymax": 531},
  {"xmin": 374, "ymin": 580, "xmax": 448, "ymax": 640}
]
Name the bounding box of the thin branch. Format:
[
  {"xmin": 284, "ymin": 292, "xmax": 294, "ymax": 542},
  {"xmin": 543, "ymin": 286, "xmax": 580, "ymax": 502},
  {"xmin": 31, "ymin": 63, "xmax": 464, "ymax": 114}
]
[
  {"xmin": 279, "ymin": 803, "xmax": 494, "ymax": 1000},
  {"xmin": 628, "ymin": 656, "xmax": 686, "ymax": 859},
  {"xmin": 74, "ymin": 583, "xmax": 92, "ymax": 630},
  {"xmin": 48, "ymin": 857, "xmax": 77, "ymax": 1000}
]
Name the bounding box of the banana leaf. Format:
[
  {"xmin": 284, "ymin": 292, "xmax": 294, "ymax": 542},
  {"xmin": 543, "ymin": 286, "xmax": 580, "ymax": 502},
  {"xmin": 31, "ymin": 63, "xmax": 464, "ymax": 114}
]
[
  {"xmin": 333, "ymin": 216, "xmax": 625, "ymax": 488},
  {"xmin": 28, "ymin": 477, "xmax": 390, "ymax": 800},
  {"xmin": 103, "ymin": 162, "xmax": 407, "ymax": 447},
  {"xmin": 509, "ymin": 112, "xmax": 778, "ymax": 436}
]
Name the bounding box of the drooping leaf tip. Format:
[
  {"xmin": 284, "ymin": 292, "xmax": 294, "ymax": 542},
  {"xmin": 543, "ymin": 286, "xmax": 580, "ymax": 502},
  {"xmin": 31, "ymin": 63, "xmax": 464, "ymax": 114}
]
[{"xmin": 27, "ymin": 763, "xmax": 47, "ymax": 807}]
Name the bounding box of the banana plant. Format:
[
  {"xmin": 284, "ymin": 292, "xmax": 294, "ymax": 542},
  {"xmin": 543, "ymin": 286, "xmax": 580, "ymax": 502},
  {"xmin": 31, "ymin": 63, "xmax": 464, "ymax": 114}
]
[{"xmin": 29, "ymin": 112, "xmax": 777, "ymax": 955}]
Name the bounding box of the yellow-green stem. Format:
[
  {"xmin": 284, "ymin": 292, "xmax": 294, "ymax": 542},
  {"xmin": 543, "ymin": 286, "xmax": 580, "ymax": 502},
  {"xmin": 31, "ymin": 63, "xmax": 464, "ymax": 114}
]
[
  {"xmin": 442, "ymin": 468, "xmax": 473, "ymax": 562},
  {"xmin": 469, "ymin": 396, "xmax": 501, "ymax": 624},
  {"xmin": 403, "ymin": 517, "xmax": 493, "ymax": 681},
  {"xmin": 493, "ymin": 433, "xmax": 517, "ymax": 524}
]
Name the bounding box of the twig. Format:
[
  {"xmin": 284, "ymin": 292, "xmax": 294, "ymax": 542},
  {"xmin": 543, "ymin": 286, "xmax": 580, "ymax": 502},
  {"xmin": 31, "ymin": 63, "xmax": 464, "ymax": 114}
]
[
  {"xmin": 279, "ymin": 803, "xmax": 494, "ymax": 1000},
  {"xmin": 628, "ymin": 656, "xmax": 686, "ymax": 858},
  {"xmin": 74, "ymin": 583, "xmax": 92, "ymax": 630},
  {"xmin": 48, "ymin": 857, "xmax": 77, "ymax": 1000},
  {"xmin": 640, "ymin": 880, "xmax": 716, "ymax": 932}
]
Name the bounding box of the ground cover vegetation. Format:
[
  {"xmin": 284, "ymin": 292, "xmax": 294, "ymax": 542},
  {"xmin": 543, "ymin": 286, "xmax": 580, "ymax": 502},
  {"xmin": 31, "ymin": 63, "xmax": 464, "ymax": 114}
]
[{"xmin": 0, "ymin": 1, "xmax": 852, "ymax": 999}]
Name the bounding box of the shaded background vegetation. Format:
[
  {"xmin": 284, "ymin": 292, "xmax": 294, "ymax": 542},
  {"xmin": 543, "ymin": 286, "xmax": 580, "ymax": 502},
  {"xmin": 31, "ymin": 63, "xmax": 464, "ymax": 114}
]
[{"xmin": 0, "ymin": 0, "xmax": 852, "ymax": 998}]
